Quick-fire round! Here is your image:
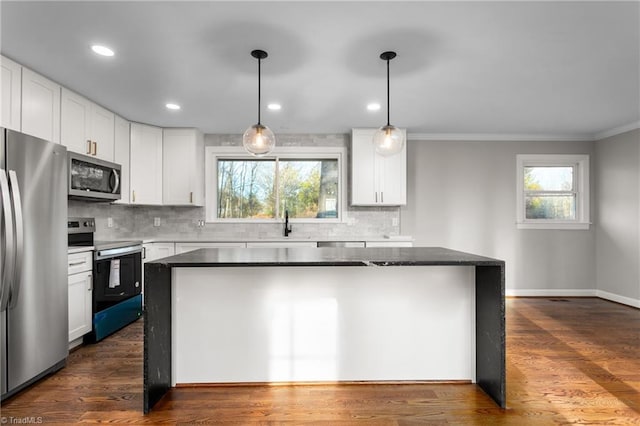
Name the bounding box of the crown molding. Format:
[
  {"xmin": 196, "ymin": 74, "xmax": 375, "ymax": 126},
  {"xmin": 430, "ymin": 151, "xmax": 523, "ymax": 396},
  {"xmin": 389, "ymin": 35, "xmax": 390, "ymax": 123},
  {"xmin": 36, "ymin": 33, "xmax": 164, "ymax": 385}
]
[
  {"xmin": 407, "ymin": 133, "xmax": 593, "ymax": 142},
  {"xmin": 592, "ymin": 121, "xmax": 640, "ymax": 141}
]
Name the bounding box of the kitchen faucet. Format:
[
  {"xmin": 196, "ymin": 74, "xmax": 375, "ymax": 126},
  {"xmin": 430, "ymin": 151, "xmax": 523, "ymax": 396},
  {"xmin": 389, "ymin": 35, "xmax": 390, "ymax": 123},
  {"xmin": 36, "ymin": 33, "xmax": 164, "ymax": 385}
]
[{"xmin": 284, "ymin": 210, "xmax": 292, "ymax": 237}]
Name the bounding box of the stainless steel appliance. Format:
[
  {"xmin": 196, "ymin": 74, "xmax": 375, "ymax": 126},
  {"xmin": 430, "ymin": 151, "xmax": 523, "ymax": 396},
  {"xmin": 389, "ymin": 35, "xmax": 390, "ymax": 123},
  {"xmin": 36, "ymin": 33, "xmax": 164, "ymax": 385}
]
[
  {"xmin": 67, "ymin": 218, "xmax": 142, "ymax": 343},
  {"xmin": 68, "ymin": 152, "xmax": 121, "ymax": 202},
  {"xmin": 1, "ymin": 128, "xmax": 68, "ymax": 400}
]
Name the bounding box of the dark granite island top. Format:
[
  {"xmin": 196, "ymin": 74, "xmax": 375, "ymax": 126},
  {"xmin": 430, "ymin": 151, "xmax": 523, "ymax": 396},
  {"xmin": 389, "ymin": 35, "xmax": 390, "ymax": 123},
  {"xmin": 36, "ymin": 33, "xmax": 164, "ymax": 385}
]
[{"xmin": 144, "ymin": 247, "xmax": 505, "ymax": 412}]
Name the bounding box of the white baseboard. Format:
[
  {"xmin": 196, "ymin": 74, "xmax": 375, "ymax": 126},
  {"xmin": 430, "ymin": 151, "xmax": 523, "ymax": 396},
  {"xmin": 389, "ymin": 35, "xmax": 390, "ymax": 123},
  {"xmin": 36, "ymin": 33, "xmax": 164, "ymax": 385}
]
[
  {"xmin": 596, "ymin": 290, "xmax": 640, "ymax": 309},
  {"xmin": 506, "ymin": 288, "xmax": 640, "ymax": 309},
  {"xmin": 506, "ymin": 289, "xmax": 597, "ymax": 297}
]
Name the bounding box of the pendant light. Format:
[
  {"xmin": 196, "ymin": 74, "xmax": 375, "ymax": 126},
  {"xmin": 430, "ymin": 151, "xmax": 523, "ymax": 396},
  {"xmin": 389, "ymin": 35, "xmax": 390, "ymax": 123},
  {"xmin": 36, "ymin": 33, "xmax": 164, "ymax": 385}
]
[
  {"xmin": 243, "ymin": 49, "xmax": 276, "ymax": 156},
  {"xmin": 373, "ymin": 51, "xmax": 405, "ymax": 156}
]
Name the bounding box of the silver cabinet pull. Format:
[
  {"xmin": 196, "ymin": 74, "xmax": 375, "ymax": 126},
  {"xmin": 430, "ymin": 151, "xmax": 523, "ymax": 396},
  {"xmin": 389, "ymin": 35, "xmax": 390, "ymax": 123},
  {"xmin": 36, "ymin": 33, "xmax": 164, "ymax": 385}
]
[
  {"xmin": 86, "ymin": 140, "xmax": 92, "ymax": 154},
  {"xmin": 68, "ymin": 260, "xmax": 87, "ymax": 267}
]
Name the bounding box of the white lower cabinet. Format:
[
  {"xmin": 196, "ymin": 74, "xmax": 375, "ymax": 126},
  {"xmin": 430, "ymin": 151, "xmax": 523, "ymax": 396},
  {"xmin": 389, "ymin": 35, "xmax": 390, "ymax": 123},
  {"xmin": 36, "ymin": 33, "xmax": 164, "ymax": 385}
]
[
  {"xmin": 143, "ymin": 242, "xmax": 176, "ymax": 262},
  {"xmin": 175, "ymin": 242, "xmax": 246, "ymax": 254},
  {"xmin": 68, "ymin": 251, "xmax": 93, "ymax": 345},
  {"xmin": 246, "ymin": 241, "xmax": 317, "ymax": 248},
  {"xmin": 365, "ymin": 241, "xmax": 413, "ymax": 248},
  {"xmin": 142, "ymin": 243, "xmax": 176, "ymax": 305}
]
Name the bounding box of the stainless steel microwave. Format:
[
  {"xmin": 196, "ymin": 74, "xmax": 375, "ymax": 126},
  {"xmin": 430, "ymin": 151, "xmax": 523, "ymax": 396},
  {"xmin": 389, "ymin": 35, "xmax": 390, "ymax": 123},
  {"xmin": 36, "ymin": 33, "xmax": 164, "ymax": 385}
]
[{"xmin": 68, "ymin": 152, "xmax": 121, "ymax": 201}]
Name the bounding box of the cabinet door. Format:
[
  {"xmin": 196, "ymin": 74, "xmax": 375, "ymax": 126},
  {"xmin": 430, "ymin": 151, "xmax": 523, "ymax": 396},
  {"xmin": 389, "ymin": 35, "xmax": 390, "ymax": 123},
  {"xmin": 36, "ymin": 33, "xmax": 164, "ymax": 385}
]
[
  {"xmin": 351, "ymin": 128, "xmax": 406, "ymax": 206},
  {"xmin": 246, "ymin": 241, "xmax": 317, "ymax": 248},
  {"xmin": 1, "ymin": 55, "xmax": 21, "ymax": 131},
  {"xmin": 351, "ymin": 129, "xmax": 377, "ymax": 205},
  {"xmin": 90, "ymin": 103, "xmax": 115, "ymax": 161},
  {"xmin": 175, "ymin": 242, "xmax": 245, "ymax": 254},
  {"xmin": 130, "ymin": 122, "xmax": 163, "ymax": 204},
  {"xmin": 21, "ymin": 68, "xmax": 60, "ymax": 143},
  {"xmin": 113, "ymin": 116, "xmax": 130, "ymax": 204},
  {"xmin": 68, "ymin": 272, "xmax": 92, "ymax": 342},
  {"xmin": 61, "ymin": 88, "xmax": 91, "ymax": 154},
  {"xmin": 163, "ymin": 128, "xmax": 204, "ymax": 206},
  {"xmin": 378, "ymin": 129, "xmax": 407, "ymax": 205}
]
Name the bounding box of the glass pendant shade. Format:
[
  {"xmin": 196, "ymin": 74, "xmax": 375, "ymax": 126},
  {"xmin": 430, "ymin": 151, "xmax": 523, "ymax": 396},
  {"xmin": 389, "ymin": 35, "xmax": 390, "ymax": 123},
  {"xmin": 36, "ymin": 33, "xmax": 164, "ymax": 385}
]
[
  {"xmin": 243, "ymin": 123, "xmax": 275, "ymax": 156},
  {"xmin": 373, "ymin": 124, "xmax": 404, "ymax": 156}
]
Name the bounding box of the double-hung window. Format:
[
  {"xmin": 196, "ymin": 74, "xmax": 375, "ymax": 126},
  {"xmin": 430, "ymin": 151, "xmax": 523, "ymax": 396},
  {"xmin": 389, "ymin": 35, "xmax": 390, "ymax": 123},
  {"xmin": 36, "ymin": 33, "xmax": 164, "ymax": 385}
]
[
  {"xmin": 205, "ymin": 146, "xmax": 346, "ymax": 222},
  {"xmin": 516, "ymin": 154, "xmax": 590, "ymax": 230}
]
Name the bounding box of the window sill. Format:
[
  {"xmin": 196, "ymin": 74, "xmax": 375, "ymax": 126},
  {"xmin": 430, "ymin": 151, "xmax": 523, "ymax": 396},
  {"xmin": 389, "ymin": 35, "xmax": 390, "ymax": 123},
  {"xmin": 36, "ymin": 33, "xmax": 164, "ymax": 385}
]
[{"xmin": 516, "ymin": 222, "xmax": 591, "ymax": 230}]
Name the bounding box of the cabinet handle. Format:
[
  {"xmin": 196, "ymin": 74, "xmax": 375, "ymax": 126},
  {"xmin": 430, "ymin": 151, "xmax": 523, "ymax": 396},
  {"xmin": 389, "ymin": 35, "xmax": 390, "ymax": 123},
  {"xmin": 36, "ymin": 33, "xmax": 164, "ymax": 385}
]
[
  {"xmin": 381, "ymin": 192, "xmax": 384, "ymax": 203},
  {"xmin": 142, "ymin": 246, "xmax": 146, "ymax": 260},
  {"xmin": 190, "ymin": 192, "xmax": 193, "ymax": 204},
  {"xmin": 132, "ymin": 190, "xmax": 136, "ymax": 203},
  {"xmin": 86, "ymin": 140, "xmax": 92, "ymax": 154},
  {"xmin": 92, "ymin": 141, "xmax": 97, "ymax": 156},
  {"xmin": 375, "ymin": 192, "xmax": 378, "ymax": 203},
  {"xmin": 68, "ymin": 260, "xmax": 87, "ymax": 267},
  {"xmin": 87, "ymin": 275, "xmax": 92, "ymax": 291}
]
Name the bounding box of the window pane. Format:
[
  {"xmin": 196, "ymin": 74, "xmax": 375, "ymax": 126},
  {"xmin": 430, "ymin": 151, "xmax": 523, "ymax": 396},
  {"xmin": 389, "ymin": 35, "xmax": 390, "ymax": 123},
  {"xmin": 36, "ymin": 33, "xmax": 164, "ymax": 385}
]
[
  {"xmin": 278, "ymin": 159, "xmax": 338, "ymax": 219},
  {"xmin": 217, "ymin": 160, "xmax": 275, "ymax": 219},
  {"xmin": 524, "ymin": 166, "xmax": 573, "ymax": 191},
  {"xmin": 525, "ymin": 195, "xmax": 576, "ymax": 220}
]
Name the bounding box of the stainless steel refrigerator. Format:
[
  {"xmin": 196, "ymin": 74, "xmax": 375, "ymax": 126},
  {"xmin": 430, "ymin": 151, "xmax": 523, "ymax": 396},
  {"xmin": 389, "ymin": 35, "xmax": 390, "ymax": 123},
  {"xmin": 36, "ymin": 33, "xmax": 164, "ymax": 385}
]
[{"xmin": 1, "ymin": 128, "xmax": 68, "ymax": 400}]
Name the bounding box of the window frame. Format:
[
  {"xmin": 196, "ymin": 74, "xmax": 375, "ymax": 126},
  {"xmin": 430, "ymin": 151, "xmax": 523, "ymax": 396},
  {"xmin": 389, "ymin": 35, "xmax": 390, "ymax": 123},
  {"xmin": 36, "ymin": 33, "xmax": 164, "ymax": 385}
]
[
  {"xmin": 205, "ymin": 146, "xmax": 347, "ymax": 223},
  {"xmin": 516, "ymin": 154, "xmax": 590, "ymax": 230}
]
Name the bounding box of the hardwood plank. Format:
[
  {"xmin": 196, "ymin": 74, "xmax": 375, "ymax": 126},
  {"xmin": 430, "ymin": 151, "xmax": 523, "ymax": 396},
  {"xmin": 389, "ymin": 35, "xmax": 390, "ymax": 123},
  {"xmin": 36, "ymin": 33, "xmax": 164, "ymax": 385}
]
[{"xmin": 1, "ymin": 297, "xmax": 639, "ymax": 424}]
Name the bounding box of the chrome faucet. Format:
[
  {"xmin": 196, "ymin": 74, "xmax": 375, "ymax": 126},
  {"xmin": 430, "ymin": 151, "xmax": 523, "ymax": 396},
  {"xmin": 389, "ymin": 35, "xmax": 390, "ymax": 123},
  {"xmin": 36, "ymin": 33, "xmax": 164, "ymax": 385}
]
[{"xmin": 284, "ymin": 210, "xmax": 292, "ymax": 237}]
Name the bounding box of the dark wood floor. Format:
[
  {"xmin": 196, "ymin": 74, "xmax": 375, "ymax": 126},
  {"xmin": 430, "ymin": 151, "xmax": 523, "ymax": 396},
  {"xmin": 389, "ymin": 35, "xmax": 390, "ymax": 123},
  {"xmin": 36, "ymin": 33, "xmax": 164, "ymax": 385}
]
[{"xmin": 1, "ymin": 297, "xmax": 639, "ymax": 424}]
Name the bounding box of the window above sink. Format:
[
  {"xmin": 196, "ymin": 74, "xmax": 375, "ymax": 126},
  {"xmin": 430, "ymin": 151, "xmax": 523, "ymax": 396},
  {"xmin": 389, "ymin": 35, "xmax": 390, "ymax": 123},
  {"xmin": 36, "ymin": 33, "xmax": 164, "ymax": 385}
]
[{"xmin": 205, "ymin": 146, "xmax": 347, "ymax": 223}]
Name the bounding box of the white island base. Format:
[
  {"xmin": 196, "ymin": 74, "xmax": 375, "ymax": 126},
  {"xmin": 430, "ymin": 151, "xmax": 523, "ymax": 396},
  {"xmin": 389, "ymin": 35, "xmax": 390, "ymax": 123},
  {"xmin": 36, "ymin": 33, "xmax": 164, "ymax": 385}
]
[{"xmin": 171, "ymin": 266, "xmax": 475, "ymax": 385}]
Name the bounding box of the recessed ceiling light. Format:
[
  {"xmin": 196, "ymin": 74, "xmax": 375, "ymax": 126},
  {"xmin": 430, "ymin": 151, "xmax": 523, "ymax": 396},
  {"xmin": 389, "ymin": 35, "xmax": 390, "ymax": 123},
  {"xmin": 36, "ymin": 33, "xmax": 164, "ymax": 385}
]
[
  {"xmin": 367, "ymin": 103, "xmax": 381, "ymax": 111},
  {"xmin": 267, "ymin": 103, "xmax": 282, "ymax": 111},
  {"xmin": 91, "ymin": 45, "xmax": 114, "ymax": 57},
  {"xmin": 165, "ymin": 103, "xmax": 181, "ymax": 110}
]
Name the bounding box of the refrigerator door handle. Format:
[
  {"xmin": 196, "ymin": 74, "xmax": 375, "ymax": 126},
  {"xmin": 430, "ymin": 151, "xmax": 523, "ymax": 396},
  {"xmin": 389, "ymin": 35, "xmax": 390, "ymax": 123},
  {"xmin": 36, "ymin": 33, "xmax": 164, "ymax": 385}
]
[
  {"xmin": 0, "ymin": 169, "xmax": 15, "ymax": 312},
  {"xmin": 7, "ymin": 170, "xmax": 23, "ymax": 309}
]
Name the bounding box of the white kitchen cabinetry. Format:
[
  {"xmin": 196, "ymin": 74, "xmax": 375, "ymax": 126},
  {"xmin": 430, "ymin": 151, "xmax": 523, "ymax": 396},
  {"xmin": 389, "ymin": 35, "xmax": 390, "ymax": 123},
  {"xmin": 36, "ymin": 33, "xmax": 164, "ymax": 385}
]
[
  {"xmin": 351, "ymin": 128, "xmax": 406, "ymax": 206},
  {"xmin": 1, "ymin": 55, "xmax": 22, "ymax": 131},
  {"xmin": 67, "ymin": 251, "xmax": 93, "ymax": 345},
  {"xmin": 163, "ymin": 128, "xmax": 204, "ymax": 206},
  {"xmin": 365, "ymin": 241, "xmax": 413, "ymax": 248},
  {"xmin": 143, "ymin": 242, "xmax": 176, "ymax": 262},
  {"xmin": 246, "ymin": 241, "xmax": 317, "ymax": 248},
  {"xmin": 21, "ymin": 67, "xmax": 60, "ymax": 143},
  {"xmin": 61, "ymin": 88, "xmax": 115, "ymax": 161},
  {"xmin": 130, "ymin": 122, "xmax": 163, "ymax": 204},
  {"xmin": 175, "ymin": 242, "xmax": 246, "ymax": 254},
  {"xmin": 113, "ymin": 115, "xmax": 131, "ymax": 204}
]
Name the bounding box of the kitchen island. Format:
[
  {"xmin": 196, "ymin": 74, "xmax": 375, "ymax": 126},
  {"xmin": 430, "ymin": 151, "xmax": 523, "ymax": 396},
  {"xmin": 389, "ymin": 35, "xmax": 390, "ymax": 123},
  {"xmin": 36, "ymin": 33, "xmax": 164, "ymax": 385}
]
[{"xmin": 143, "ymin": 247, "xmax": 505, "ymax": 412}]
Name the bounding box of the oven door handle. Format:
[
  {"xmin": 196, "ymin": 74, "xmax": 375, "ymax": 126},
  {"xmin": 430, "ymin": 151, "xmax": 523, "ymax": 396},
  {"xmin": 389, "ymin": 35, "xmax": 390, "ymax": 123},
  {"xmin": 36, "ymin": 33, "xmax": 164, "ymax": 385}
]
[{"xmin": 95, "ymin": 245, "xmax": 143, "ymax": 261}]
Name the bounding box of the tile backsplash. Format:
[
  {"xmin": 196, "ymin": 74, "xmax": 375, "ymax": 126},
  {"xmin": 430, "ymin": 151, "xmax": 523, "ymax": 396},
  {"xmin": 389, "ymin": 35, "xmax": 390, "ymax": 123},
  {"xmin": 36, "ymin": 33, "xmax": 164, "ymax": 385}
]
[{"xmin": 68, "ymin": 133, "xmax": 401, "ymax": 241}]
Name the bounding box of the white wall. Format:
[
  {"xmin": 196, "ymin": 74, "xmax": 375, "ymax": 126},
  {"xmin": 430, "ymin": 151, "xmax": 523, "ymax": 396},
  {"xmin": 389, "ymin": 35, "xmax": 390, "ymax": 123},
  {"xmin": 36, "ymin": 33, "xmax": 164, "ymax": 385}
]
[
  {"xmin": 401, "ymin": 139, "xmax": 596, "ymax": 293},
  {"xmin": 595, "ymin": 129, "xmax": 640, "ymax": 306}
]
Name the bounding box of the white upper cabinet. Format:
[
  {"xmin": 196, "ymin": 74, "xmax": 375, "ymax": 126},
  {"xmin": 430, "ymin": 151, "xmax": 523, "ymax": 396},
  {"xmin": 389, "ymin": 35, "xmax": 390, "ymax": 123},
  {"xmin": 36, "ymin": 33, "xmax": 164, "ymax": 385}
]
[
  {"xmin": 130, "ymin": 122, "xmax": 163, "ymax": 205},
  {"xmin": 21, "ymin": 67, "xmax": 60, "ymax": 143},
  {"xmin": 162, "ymin": 128, "xmax": 204, "ymax": 206},
  {"xmin": 61, "ymin": 88, "xmax": 114, "ymax": 161},
  {"xmin": 113, "ymin": 115, "xmax": 130, "ymax": 204},
  {"xmin": 1, "ymin": 55, "xmax": 22, "ymax": 131},
  {"xmin": 351, "ymin": 128, "xmax": 407, "ymax": 206}
]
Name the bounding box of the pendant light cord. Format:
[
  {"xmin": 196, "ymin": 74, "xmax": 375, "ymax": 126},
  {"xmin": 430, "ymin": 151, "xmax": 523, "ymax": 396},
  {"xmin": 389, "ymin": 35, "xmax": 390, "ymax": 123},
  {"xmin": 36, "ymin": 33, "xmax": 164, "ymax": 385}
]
[
  {"xmin": 386, "ymin": 58, "xmax": 390, "ymax": 126},
  {"xmin": 257, "ymin": 57, "xmax": 262, "ymax": 125}
]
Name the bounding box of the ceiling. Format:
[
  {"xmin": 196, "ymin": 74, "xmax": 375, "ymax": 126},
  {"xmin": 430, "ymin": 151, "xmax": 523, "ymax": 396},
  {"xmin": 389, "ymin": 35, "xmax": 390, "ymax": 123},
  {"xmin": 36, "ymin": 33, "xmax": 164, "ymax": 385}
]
[{"xmin": 1, "ymin": 1, "xmax": 639, "ymax": 139}]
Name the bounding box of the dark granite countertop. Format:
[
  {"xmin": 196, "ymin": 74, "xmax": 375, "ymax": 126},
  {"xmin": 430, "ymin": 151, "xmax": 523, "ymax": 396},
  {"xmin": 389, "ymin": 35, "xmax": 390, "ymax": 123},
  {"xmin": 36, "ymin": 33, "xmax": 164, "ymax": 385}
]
[{"xmin": 146, "ymin": 246, "xmax": 504, "ymax": 268}]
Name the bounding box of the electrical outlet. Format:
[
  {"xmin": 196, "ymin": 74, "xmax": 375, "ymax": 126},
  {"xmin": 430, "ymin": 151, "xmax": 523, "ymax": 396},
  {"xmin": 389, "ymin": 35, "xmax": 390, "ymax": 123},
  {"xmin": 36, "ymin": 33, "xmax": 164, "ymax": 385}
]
[
  {"xmin": 107, "ymin": 217, "xmax": 113, "ymax": 228},
  {"xmin": 154, "ymin": 217, "xmax": 161, "ymax": 227},
  {"xmin": 392, "ymin": 217, "xmax": 399, "ymax": 227}
]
